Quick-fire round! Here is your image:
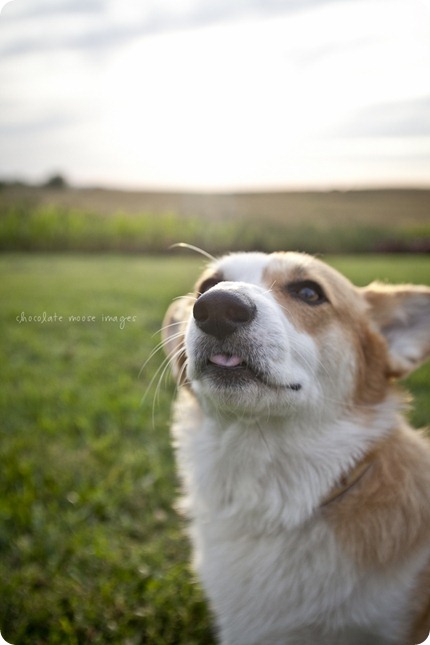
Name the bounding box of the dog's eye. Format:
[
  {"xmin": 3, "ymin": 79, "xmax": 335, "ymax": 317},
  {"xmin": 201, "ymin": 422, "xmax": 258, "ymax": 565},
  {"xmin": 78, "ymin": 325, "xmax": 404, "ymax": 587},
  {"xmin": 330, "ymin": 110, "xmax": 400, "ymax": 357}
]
[
  {"xmin": 287, "ymin": 280, "xmax": 328, "ymax": 305},
  {"xmin": 197, "ymin": 277, "xmax": 221, "ymax": 296}
]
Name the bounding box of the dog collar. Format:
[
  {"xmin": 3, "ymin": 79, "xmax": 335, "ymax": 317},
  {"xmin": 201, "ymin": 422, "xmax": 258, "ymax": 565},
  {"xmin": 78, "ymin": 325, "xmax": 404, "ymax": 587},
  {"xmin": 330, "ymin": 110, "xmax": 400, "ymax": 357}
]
[{"xmin": 320, "ymin": 454, "xmax": 375, "ymax": 507}]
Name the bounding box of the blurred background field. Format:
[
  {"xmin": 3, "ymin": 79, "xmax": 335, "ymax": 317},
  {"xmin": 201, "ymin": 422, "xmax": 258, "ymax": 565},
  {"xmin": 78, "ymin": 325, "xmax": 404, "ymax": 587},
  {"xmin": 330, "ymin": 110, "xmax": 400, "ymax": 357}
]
[
  {"xmin": 1, "ymin": 183, "xmax": 430, "ymax": 254},
  {"xmin": 0, "ymin": 252, "xmax": 429, "ymax": 645}
]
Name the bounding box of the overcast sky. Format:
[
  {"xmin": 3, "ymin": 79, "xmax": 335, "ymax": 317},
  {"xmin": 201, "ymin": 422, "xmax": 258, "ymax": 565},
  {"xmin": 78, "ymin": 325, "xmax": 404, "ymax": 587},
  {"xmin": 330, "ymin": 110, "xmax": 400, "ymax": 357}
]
[{"xmin": 0, "ymin": 0, "xmax": 429, "ymax": 190}]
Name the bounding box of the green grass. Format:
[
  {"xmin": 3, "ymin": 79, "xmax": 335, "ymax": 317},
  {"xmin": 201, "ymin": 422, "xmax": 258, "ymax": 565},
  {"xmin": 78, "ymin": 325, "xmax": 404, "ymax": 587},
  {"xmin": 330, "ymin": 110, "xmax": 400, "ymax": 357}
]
[{"xmin": 0, "ymin": 253, "xmax": 429, "ymax": 644}]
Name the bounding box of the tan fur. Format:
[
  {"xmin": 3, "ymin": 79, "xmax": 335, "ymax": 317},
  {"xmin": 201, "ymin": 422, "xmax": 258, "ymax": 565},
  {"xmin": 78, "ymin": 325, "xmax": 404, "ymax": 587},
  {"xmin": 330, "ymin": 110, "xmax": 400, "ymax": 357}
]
[
  {"xmin": 324, "ymin": 416, "xmax": 430, "ymax": 644},
  {"xmin": 362, "ymin": 282, "xmax": 430, "ymax": 378},
  {"xmin": 326, "ymin": 427, "xmax": 430, "ymax": 569}
]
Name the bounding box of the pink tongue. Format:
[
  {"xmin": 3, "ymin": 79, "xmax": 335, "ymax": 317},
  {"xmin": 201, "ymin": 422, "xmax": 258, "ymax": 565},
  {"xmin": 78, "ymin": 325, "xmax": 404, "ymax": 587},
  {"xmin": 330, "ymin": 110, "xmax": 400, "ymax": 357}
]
[{"xmin": 210, "ymin": 354, "xmax": 243, "ymax": 368}]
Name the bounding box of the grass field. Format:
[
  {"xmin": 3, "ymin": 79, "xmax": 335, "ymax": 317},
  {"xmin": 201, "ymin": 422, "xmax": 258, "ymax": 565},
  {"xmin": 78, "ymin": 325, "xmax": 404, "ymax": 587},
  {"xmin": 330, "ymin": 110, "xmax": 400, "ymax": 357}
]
[{"xmin": 1, "ymin": 253, "xmax": 429, "ymax": 645}]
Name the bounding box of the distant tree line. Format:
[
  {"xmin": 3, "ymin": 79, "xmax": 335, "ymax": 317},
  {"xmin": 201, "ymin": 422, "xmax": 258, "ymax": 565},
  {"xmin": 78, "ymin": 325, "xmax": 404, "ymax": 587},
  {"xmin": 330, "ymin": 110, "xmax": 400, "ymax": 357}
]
[{"xmin": 0, "ymin": 174, "xmax": 69, "ymax": 190}]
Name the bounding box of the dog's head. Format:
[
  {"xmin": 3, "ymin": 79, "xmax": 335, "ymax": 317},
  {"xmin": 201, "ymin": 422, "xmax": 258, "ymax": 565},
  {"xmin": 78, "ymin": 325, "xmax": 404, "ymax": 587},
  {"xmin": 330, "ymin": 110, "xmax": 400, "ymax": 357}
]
[{"xmin": 163, "ymin": 252, "xmax": 430, "ymax": 420}]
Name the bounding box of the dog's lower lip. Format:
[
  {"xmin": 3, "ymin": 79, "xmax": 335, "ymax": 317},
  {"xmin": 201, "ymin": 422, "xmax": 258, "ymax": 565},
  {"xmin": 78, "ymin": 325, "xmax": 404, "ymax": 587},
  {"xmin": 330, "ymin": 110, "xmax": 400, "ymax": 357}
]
[{"xmin": 209, "ymin": 354, "xmax": 244, "ymax": 368}]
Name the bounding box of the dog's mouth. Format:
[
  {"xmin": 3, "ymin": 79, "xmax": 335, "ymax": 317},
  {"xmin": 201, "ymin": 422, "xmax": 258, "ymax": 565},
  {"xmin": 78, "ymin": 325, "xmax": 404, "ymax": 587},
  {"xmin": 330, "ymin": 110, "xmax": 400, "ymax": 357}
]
[{"xmin": 200, "ymin": 353, "xmax": 302, "ymax": 392}]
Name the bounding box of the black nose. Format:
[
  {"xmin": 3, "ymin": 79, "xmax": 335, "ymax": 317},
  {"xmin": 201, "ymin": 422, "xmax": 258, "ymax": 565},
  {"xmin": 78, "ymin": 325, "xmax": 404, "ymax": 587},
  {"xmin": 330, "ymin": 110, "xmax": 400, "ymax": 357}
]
[{"xmin": 193, "ymin": 290, "xmax": 256, "ymax": 340}]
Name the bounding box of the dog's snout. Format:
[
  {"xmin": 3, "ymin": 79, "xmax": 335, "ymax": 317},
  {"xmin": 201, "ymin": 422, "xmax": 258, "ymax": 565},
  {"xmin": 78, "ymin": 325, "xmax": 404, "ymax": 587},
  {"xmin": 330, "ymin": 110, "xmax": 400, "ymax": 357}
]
[{"xmin": 193, "ymin": 290, "xmax": 256, "ymax": 340}]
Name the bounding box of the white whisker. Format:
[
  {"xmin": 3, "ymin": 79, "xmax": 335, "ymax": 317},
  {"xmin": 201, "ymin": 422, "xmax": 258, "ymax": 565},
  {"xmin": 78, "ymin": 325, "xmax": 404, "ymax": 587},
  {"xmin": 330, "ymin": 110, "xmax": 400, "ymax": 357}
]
[
  {"xmin": 170, "ymin": 242, "xmax": 217, "ymax": 262},
  {"xmin": 177, "ymin": 357, "xmax": 189, "ymax": 387},
  {"xmin": 141, "ymin": 344, "xmax": 184, "ymax": 406},
  {"xmin": 151, "ymin": 348, "xmax": 186, "ymax": 424},
  {"xmin": 139, "ymin": 339, "xmax": 169, "ymax": 378}
]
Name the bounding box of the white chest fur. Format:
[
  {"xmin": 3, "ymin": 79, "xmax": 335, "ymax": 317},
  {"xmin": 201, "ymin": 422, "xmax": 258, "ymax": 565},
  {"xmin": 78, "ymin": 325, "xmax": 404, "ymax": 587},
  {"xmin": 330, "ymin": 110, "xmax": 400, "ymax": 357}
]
[{"xmin": 171, "ymin": 390, "xmax": 419, "ymax": 645}]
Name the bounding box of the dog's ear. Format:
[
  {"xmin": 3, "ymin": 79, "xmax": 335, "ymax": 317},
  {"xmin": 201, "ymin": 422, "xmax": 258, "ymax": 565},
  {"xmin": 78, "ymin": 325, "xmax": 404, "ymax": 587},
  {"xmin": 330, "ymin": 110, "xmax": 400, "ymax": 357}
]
[
  {"xmin": 361, "ymin": 282, "xmax": 430, "ymax": 378},
  {"xmin": 162, "ymin": 297, "xmax": 191, "ymax": 383}
]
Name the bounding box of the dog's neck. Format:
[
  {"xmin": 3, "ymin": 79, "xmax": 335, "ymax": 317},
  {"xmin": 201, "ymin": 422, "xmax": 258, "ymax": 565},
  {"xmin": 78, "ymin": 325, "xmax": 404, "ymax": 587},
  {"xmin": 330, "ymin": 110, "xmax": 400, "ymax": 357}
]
[{"xmin": 183, "ymin": 390, "xmax": 402, "ymax": 528}]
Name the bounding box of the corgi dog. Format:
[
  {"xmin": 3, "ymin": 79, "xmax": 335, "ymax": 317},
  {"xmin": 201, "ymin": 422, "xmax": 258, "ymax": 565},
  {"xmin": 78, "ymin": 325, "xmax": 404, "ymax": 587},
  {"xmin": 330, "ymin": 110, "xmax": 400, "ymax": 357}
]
[{"xmin": 162, "ymin": 251, "xmax": 430, "ymax": 645}]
